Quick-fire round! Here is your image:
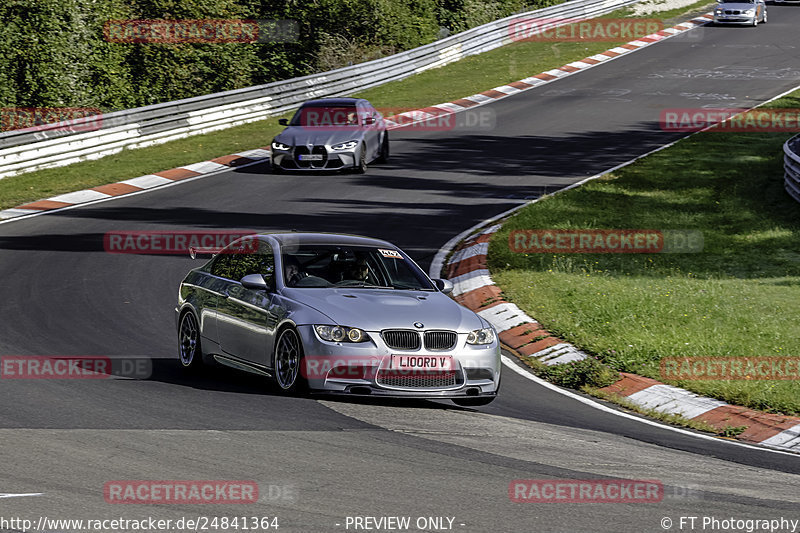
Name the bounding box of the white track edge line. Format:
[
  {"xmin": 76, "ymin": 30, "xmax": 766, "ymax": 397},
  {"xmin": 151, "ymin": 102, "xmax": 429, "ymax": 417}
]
[
  {"xmin": 501, "ymin": 355, "xmax": 800, "ymax": 457},
  {"xmin": 0, "ymin": 157, "xmax": 269, "ymax": 226}
]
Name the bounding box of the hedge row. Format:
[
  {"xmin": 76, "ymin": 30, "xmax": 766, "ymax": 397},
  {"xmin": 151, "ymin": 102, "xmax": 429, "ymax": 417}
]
[{"xmin": 0, "ymin": 0, "xmax": 551, "ymax": 112}]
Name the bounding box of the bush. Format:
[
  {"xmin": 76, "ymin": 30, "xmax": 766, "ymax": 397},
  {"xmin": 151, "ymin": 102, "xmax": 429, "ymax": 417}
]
[
  {"xmin": 0, "ymin": 0, "xmax": 556, "ymax": 112},
  {"xmin": 536, "ymin": 357, "xmax": 620, "ymax": 389}
]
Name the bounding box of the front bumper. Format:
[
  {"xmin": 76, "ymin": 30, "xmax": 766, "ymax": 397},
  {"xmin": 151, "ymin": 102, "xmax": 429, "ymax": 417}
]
[
  {"xmin": 713, "ymin": 12, "xmax": 757, "ymax": 23},
  {"xmin": 271, "ymin": 145, "xmax": 356, "ymax": 171},
  {"xmin": 296, "ymin": 325, "xmax": 501, "ymax": 398}
]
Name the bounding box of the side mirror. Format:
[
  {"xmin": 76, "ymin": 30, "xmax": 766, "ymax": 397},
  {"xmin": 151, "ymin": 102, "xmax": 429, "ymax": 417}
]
[
  {"xmin": 241, "ymin": 274, "xmax": 268, "ymax": 291},
  {"xmin": 364, "ymin": 117, "xmax": 375, "ymax": 125},
  {"xmin": 432, "ymin": 278, "xmax": 454, "ymax": 295},
  {"xmin": 278, "ymin": 118, "xmax": 288, "ymax": 126}
]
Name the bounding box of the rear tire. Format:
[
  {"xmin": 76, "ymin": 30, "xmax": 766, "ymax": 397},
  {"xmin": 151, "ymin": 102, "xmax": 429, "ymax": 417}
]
[
  {"xmin": 272, "ymin": 327, "xmax": 307, "ymax": 394},
  {"xmin": 178, "ymin": 311, "xmax": 203, "ymax": 371}
]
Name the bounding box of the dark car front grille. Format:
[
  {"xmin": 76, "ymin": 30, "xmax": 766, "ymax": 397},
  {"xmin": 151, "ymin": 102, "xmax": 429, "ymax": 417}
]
[
  {"xmin": 423, "ymin": 331, "xmax": 457, "ymax": 351},
  {"xmin": 294, "ymin": 145, "xmax": 327, "ymax": 168},
  {"xmin": 376, "ymin": 369, "xmax": 458, "ymax": 388},
  {"xmin": 724, "ymin": 9, "xmax": 742, "ymax": 13},
  {"xmin": 382, "ymin": 330, "xmax": 421, "ymax": 350}
]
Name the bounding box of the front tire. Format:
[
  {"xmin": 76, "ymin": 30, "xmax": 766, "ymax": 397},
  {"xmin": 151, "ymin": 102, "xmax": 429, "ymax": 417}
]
[
  {"xmin": 376, "ymin": 133, "xmax": 389, "ymax": 163},
  {"xmin": 353, "ymin": 143, "xmax": 367, "ymax": 174},
  {"xmin": 272, "ymin": 327, "xmax": 306, "ymax": 393},
  {"xmin": 178, "ymin": 311, "xmax": 203, "ymax": 370}
]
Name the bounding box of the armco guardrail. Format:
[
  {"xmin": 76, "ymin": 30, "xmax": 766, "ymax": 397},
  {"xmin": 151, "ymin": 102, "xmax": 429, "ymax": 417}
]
[
  {"xmin": 0, "ymin": 0, "xmax": 642, "ymax": 179},
  {"xmin": 784, "ymin": 134, "xmax": 800, "ymax": 204}
]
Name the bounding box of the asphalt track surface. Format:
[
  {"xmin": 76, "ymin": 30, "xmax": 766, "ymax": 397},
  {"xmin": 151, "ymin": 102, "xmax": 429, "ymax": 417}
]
[{"xmin": 2, "ymin": 10, "xmax": 800, "ymax": 533}]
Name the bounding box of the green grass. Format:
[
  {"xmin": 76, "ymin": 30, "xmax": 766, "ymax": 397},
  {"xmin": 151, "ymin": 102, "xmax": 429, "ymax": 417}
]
[
  {"xmin": 489, "ymin": 92, "xmax": 800, "ymax": 415},
  {"xmin": 0, "ymin": 2, "xmax": 713, "ymax": 210}
]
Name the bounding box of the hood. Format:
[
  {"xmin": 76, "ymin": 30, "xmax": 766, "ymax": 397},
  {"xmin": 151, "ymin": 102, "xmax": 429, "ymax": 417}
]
[
  {"xmin": 281, "ymin": 288, "xmax": 485, "ymax": 332},
  {"xmin": 716, "ymin": 2, "xmax": 758, "ymax": 8},
  {"xmin": 274, "ymin": 126, "xmax": 366, "ymax": 147}
]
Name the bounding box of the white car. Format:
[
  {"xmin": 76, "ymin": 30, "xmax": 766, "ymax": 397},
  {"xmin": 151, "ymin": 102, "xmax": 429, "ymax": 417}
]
[
  {"xmin": 713, "ymin": 0, "xmax": 767, "ymax": 25},
  {"xmin": 270, "ymin": 98, "xmax": 389, "ymax": 174}
]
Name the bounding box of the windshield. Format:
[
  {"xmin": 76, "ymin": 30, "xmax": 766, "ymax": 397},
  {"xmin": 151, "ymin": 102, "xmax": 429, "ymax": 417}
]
[
  {"xmin": 281, "ymin": 245, "xmax": 434, "ymax": 290},
  {"xmin": 289, "ymin": 105, "xmax": 359, "ymax": 127}
]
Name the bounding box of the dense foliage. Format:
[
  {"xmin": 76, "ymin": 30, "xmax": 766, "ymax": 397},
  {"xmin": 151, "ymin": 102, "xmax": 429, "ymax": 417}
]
[{"xmin": 0, "ymin": 0, "xmax": 547, "ymax": 111}]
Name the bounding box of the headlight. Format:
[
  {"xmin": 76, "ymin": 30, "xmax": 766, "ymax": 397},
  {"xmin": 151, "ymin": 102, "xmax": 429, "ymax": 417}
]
[
  {"xmin": 271, "ymin": 140, "xmax": 291, "ymax": 151},
  {"xmin": 466, "ymin": 328, "xmax": 495, "ymax": 345},
  {"xmin": 332, "ymin": 140, "xmax": 358, "ymax": 151},
  {"xmin": 715, "ymin": 8, "xmax": 723, "ymax": 13},
  {"xmin": 744, "ymin": 8, "xmax": 755, "ymax": 14},
  {"xmin": 314, "ymin": 325, "xmax": 368, "ymax": 343}
]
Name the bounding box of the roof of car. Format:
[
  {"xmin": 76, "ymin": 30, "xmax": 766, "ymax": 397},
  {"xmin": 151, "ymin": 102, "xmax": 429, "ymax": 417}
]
[
  {"xmin": 300, "ymin": 98, "xmax": 366, "ymax": 107},
  {"xmin": 261, "ymin": 232, "xmax": 396, "ymax": 248}
]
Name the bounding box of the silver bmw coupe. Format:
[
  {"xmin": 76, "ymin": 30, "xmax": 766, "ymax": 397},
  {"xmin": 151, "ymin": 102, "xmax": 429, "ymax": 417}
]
[
  {"xmin": 176, "ymin": 232, "xmax": 501, "ymax": 406},
  {"xmin": 270, "ymin": 98, "xmax": 389, "ymax": 174}
]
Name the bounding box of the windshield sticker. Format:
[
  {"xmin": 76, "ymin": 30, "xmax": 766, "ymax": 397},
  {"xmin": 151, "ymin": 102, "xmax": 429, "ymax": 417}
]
[{"xmin": 379, "ymin": 249, "xmax": 402, "ymax": 259}]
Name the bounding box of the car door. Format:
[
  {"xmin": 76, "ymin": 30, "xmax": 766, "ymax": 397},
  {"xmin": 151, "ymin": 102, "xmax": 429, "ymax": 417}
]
[
  {"xmin": 199, "ymin": 253, "xmax": 237, "ymax": 351},
  {"xmin": 360, "ymin": 102, "xmax": 380, "ymax": 160},
  {"xmin": 216, "ymin": 242, "xmax": 280, "ymax": 366}
]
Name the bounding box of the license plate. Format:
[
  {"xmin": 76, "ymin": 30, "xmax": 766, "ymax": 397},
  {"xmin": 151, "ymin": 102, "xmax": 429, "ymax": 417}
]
[
  {"xmin": 391, "ymin": 355, "xmax": 454, "ymax": 371},
  {"xmin": 298, "ymin": 154, "xmax": 323, "ymax": 161}
]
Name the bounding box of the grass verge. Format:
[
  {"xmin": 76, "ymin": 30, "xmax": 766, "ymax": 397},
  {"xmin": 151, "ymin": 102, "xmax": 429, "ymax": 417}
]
[
  {"xmin": 488, "ymin": 91, "xmax": 800, "ymax": 415},
  {"xmin": 0, "ymin": 2, "xmax": 713, "ymax": 211}
]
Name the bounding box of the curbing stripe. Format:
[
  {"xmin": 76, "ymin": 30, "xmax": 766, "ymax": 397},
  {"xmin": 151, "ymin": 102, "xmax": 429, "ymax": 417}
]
[
  {"xmin": 155, "ymin": 167, "xmax": 202, "ymax": 181},
  {"xmin": 761, "ymin": 424, "xmax": 800, "ymax": 451},
  {"xmin": 449, "ymin": 242, "xmax": 489, "ymax": 264},
  {"xmin": 120, "ymin": 175, "xmax": 174, "ymax": 189},
  {"xmin": 181, "ymin": 161, "xmax": 228, "ymax": 174},
  {"xmin": 0, "ymin": 208, "xmax": 41, "ymax": 219},
  {"xmin": 48, "ymin": 190, "xmax": 110, "ymax": 204},
  {"xmin": 450, "ymin": 270, "xmax": 494, "ymax": 296},
  {"xmin": 626, "ymin": 385, "xmax": 727, "ymax": 420},
  {"xmin": 477, "ymin": 302, "xmax": 536, "ymax": 333},
  {"xmin": 17, "ymin": 199, "xmax": 72, "ymax": 210},
  {"xmin": 92, "ymin": 183, "xmax": 142, "ymax": 196}
]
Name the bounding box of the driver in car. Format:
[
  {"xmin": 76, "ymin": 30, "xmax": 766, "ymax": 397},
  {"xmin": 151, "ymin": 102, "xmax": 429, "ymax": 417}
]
[
  {"xmin": 343, "ymin": 258, "xmax": 369, "ymax": 282},
  {"xmin": 283, "ymin": 255, "xmax": 307, "ymax": 286}
]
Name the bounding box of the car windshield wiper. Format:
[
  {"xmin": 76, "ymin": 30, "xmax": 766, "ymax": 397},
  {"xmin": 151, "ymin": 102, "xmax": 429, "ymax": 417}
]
[
  {"xmin": 389, "ymin": 284, "xmax": 434, "ymax": 291},
  {"xmin": 336, "ymin": 282, "xmax": 393, "ymax": 289}
]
